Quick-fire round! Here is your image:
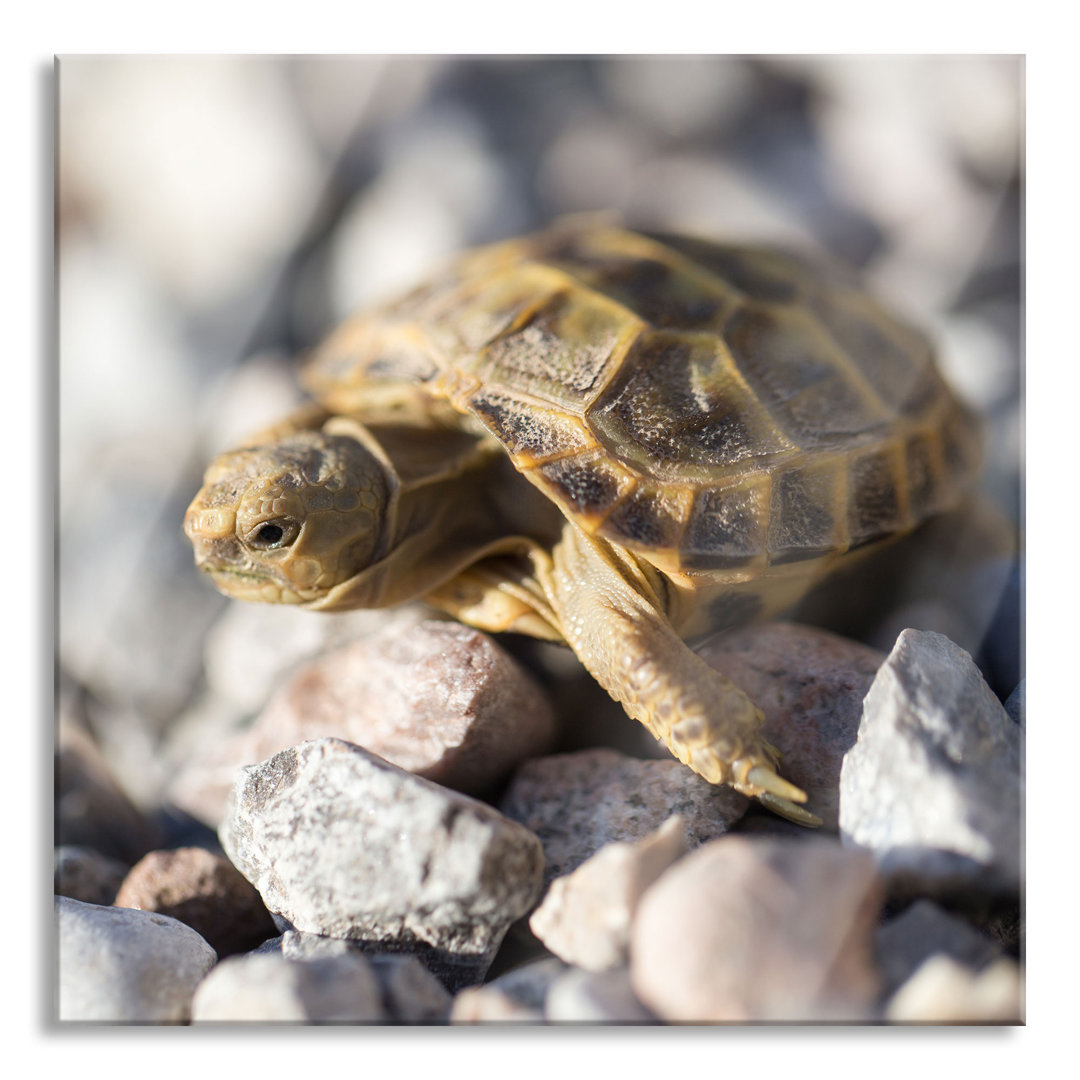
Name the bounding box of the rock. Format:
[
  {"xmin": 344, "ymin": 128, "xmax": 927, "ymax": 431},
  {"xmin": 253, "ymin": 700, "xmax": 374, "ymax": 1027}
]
[
  {"xmin": 54, "ymin": 845, "xmax": 129, "ymax": 906},
  {"xmin": 839, "ymin": 629, "xmax": 1023, "ymax": 897},
  {"xmin": 252, "ymin": 930, "xmax": 453, "ymax": 1020},
  {"xmin": 173, "ymin": 618, "xmax": 556, "ymax": 826},
  {"xmin": 219, "ymin": 738, "xmax": 544, "ymax": 984},
  {"xmin": 545, "ymin": 967, "xmax": 656, "ymax": 1023},
  {"xmin": 499, "ymin": 749, "xmax": 747, "ymax": 886},
  {"xmin": 631, "ymin": 836, "xmax": 883, "ymax": 1022},
  {"xmin": 55, "ymin": 720, "xmax": 162, "ymax": 864},
  {"xmin": 695, "ymin": 622, "xmax": 886, "ymax": 830},
  {"xmin": 529, "ymin": 816, "xmax": 688, "ymax": 972},
  {"xmin": 1004, "ymin": 680, "xmax": 1024, "ymax": 727},
  {"xmin": 191, "ymin": 951, "xmax": 384, "ymax": 1022},
  {"xmin": 56, "ymin": 896, "xmax": 217, "ymax": 1022},
  {"xmin": 450, "ymin": 957, "xmax": 568, "ymax": 1023},
  {"xmin": 874, "ymin": 899, "xmax": 1007, "ymax": 999},
  {"xmin": 885, "ymin": 955, "xmax": 1023, "ymax": 1023},
  {"xmin": 114, "ymin": 846, "xmax": 278, "ymax": 957}
]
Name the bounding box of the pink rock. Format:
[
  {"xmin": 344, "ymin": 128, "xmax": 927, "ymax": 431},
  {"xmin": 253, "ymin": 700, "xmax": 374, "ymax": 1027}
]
[
  {"xmin": 695, "ymin": 622, "xmax": 886, "ymax": 830},
  {"xmin": 171, "ymin": 619, "xmax": 558, "ymax": 825},
  {"xmin": 631, "ymin": 835, "xmax": 883, "ymax": 1022}
]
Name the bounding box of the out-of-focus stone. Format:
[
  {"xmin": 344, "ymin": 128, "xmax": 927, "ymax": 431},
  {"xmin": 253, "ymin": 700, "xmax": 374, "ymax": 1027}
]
[
  {"xmin": 450, "ymin": 957, "xmax": 568, "ymax": 1024},
  {"xmin": 114, "ymin": 846, "xmax": 278, "ymax": 958},
  {"xmin": 219, "ymin": 738, "xmax": 544, "ymax": 983},
  {"xmin": 884, "ymin": 955, "xmax": 1023, "ymax": 1023},
  {"xmin": 695, "ymin": 623, "xmax": 886, "ymax": 830},
  {"xmin": 529, "ymin": 816, "xmax": 687, "ymax": 972},
  {"xmin": 499, "ymin": 749, "xmax": 747, "ymax": 887},
  {"xmin": 874, "ymin": 899, "xmax": 1007, "ymax": 999},
  {"xmin": 57, "ymin": 896, "xmax": 217, "ymax": 1022},
  {"xmin": 176, "ymin": 619, "xmax": 556, "ymax": 827},
  {"xmin": 840, "ymin": 629, "xmax": 1023, "ymax": 897},
  {"xmin": 191, "ymin": 951, "xmax": 384, "ymax": 1023},
  {"xmin": 1004, "ymin": 680, "xmax": 1025, "ymax": 727},
  {"xmin": 54, "ymin": 846, "xmax": 129, "ymax": 906},
  {"xmin": 55, "ymin": 720, "xmax": 162, "ymax": 864},
  {"xmin": 545, "ymin": 967, "xmax": 657, "ymax": 1023},
  {"xmin": 631, "ymin": 836, "xmax": 883, "ymax": 1022}
]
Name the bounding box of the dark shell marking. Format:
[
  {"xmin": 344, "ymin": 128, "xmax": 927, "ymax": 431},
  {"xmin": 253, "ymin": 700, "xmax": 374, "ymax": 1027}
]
[{"xmin": 304, "ymin": 222, "xmax": 980, "ymax": 572}]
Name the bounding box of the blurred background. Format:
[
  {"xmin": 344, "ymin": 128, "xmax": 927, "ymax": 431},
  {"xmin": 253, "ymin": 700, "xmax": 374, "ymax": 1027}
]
[{"xmin": 56, "ymin": 55, "xmax": 1023, "ymax": 823}]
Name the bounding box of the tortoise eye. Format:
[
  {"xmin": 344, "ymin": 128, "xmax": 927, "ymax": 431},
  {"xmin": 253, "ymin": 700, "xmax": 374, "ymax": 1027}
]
[{"xmin": 246, "ymin": 520, "xmax": 297, "ymax": 549}]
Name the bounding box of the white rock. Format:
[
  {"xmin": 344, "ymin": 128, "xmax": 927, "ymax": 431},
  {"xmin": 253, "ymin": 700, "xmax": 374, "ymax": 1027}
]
[
  {"xmin": 57, "ymin": 896, "xmax": 217, "ymax": 1022},
  {"xmin": 529, "ymin": 816, "xmax": 687, "ymax": 971},
  {"xmin": 191, "ymin": 951, "xmax": 383, "ymax": 1022},
  {"xmin": 885, "ymin": 955, "xmax": 1023, "ymax": 1023},
  {"xmin": 545, "ymin": 967, "xmax": 656, "ymax": 1023},
  {"xmin": 840, "ymin": 629, "xmax": 1023, "ymax": 896}
]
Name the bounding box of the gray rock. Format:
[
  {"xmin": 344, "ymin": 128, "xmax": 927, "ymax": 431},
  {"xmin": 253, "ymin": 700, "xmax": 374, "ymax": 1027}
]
[
  {"xmin": 1004, "ymin": 680, "xmax": 1024, "ymax": 727},
  {"xmin": 174, "ymin": 619, "xmax": 556, "ymax": 826},
  {"xmin": 191, "ymin": 951, "xmax": 384, "ymax": 1022},
  {"xmin": 695, "ymin": 622, "xmax": 886, "ymax": 830},
  {"xmin": 499, "ymin": 749, "xmax": 747, "ymax": 886},
  {"xmin": 631, "ymin": 836, "xmax": 883, "ymax": 1022},
  {"xmin": 874, "ymin": 898, "xmax": 1007, "ymax": 998},
  {"xmin": 839, "ymin": 629, "xmax": 1023, "ymax": 896},
  {"xmin": 55, "ymin": 720, "xmax": 161, "ymax": 864},
  {"xmin": 529, "ymin": 815, "xmax": 688, "ymax": 972},
  {"xmin": 219, "ymin": 738, "xmax": 544, "ymax": 977},
  {"xmin": 450, "ymin": 957, "xmax": 568, "ymax": 1023},
  {"xmin": 545, "ymin": 967, "xmax": 656, "ymax": 1023},
  {"xmin": 885, "ymin": 955, "xmax": 1023, "ymax": 1023},
  {"xmin": 56, "ymin": 896, "xmax": 217, "ymax": 1022},
  {"xmin": 54, "ymin": 846, "xmax": 129, "ymax": 906}
]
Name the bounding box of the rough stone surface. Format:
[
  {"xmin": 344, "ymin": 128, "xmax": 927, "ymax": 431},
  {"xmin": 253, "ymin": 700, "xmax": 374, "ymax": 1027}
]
[
  {"xmin": 55, "ymin": 720, "xmax": 162, "ymax": 864},
  {"xmin": 172, "ymin": 619, "xmax": 556, "ymax": 826},
  {"xmin": 840, "ymin": 629, "xmax": 1023, "ymax": 897},
  {"xmin": 631, "ymin": 836, "xmax": 883, "ymax": 1022},
  {"xmin": 545, "ymin": 967, "xmax": 657, "ymax": 1023},
  {"xmin": 529, "ymin": 815, "xmax": 688, "ymax": 972},
  {"xmin": 885, "ymin": 955, "xmax": 1023, "ymax": 1023},
  {"xmin": 191, "ymin": 951, "xmax": 384, "ymax": 1022},
  {"xmin": 874, "ymin": 899, "xmax": 1007, "ymax": 999},
  {"xmin": 57, "ymin": 896, "xmax": 217, "ymax": 1022},
  {"xmin": 450, "ymin": 957, "xmax": 568, "ymax": 1023},
  {"xmin": 1004, "ymin": 679, "xmax": 1025, "ymax": 727},
  {"xmin": 499, "ymin": 749, "xmax": 747, "ymax": 886},
  {"xmin": 695, "ymin": 622, "xmax": 885, "ymax": 830},
  {"xmin": 114, "ymin": 846, "xmax": 278, "ymax": 957},
  {"xmin": 54, "ymin": 845, "xmax": 129, "ymax": 906},
  {"xmin": 220, "ymin": 738, "xmax": 544, "ymax": 971}
]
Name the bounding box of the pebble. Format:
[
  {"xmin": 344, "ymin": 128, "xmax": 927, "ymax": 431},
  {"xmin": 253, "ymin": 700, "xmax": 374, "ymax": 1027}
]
[
  {"xmin": 54, "ymin": 845, "xmax": 129, "ymax": 906},
  {"xmin": 191, "ymin": 951, "xmax": 384, "ymax": 1023},
  {"xmin": 545, "ymin": 967, "xmax": 656, "ymax": 1023},
  {"xmin": 529, "ymin": 815, "xmax": 688, "ymax": 972},
  {"xmin": 695, "ymin": 622, "xmax": 886, "ymax": 830},
  {"xmin": 630, "ymin": 836, "xmax": 883, "ymax": 1022},
  {"xmin": 174, "ymin": 619, "xmax": 556, "ymax": 826},
  {"xmin": 874, "ymin": 898, "xmax": 1007, "ymax": 999},
  {"xmin": 56, "ymin": 896, "xmax": 217, "ymax": 1022},
  {"xmin": 219, "ymin": 738, "xmax": 544, "ymax": 984},
  {"xmin": 839, "ymin": 629, "xmax": 1023, "ymax": 897},
  {"xmin": 499, "ymin": 748, "xmax": 747, "ymax": 886},
  {"xmin": 450, "ymin": 957, "xmax": 568, "ymax": 1023},
  {"xmin": 885, "ymin": 955, "xmax": 1023, "ymax": 1023},
  {"xmin": 55, "ymin": 719, "xmax": 162, "ymax": 865},
  {"xmin": 114, "ymin": 846, "xmax": 278, "ymax": 958}
]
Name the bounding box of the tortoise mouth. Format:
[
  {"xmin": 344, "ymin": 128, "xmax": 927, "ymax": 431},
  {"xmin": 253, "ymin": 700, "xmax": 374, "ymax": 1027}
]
[{"xmin": 199, "ymin": 563, "xmax": 310, "ymax": 604}]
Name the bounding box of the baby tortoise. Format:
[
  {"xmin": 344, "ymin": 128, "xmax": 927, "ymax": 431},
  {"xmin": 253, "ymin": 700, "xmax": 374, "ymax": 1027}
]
[{"xmin": 185, "ymin": 220, "xmax": 981, "ymax": 826}]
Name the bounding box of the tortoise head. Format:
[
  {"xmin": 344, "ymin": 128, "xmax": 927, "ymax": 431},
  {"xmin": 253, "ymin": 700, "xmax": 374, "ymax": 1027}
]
[{"xmin": 184, "ymin": 430, "xmax": 391, "ymax": 605}]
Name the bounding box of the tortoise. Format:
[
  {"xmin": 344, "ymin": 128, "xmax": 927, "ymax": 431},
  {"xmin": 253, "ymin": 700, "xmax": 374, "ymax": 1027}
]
[{"xmin": 184, "ymin": 219, "xmax": 981, "ymax": 826}]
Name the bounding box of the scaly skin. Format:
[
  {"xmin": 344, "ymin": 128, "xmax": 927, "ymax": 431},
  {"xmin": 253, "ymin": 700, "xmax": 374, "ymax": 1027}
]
[{"xmin": 534, "ymin": 523, "xmax": 820, "ymax": 824}]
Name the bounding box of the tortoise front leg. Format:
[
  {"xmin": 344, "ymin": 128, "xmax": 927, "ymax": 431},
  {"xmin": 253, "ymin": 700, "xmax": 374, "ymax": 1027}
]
[{"xmin": 537, "ymin": 525, "xmax": 821, "ymax": 827}]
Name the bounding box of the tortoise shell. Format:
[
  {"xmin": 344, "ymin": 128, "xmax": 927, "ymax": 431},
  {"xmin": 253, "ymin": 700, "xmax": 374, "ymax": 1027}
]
[{"xmin": 304, "ymin": 221, "xmax": 981, "ymax": 575}]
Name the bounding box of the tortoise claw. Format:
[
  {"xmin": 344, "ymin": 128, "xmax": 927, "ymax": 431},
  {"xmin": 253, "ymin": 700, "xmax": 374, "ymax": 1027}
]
[
  {"xmin": 758, "ymin": 791, "xmax": 823, "ymax": 828},
  {"xmin": 746, "ymin": 764, "xmax": 808, "ymax": 804}
]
